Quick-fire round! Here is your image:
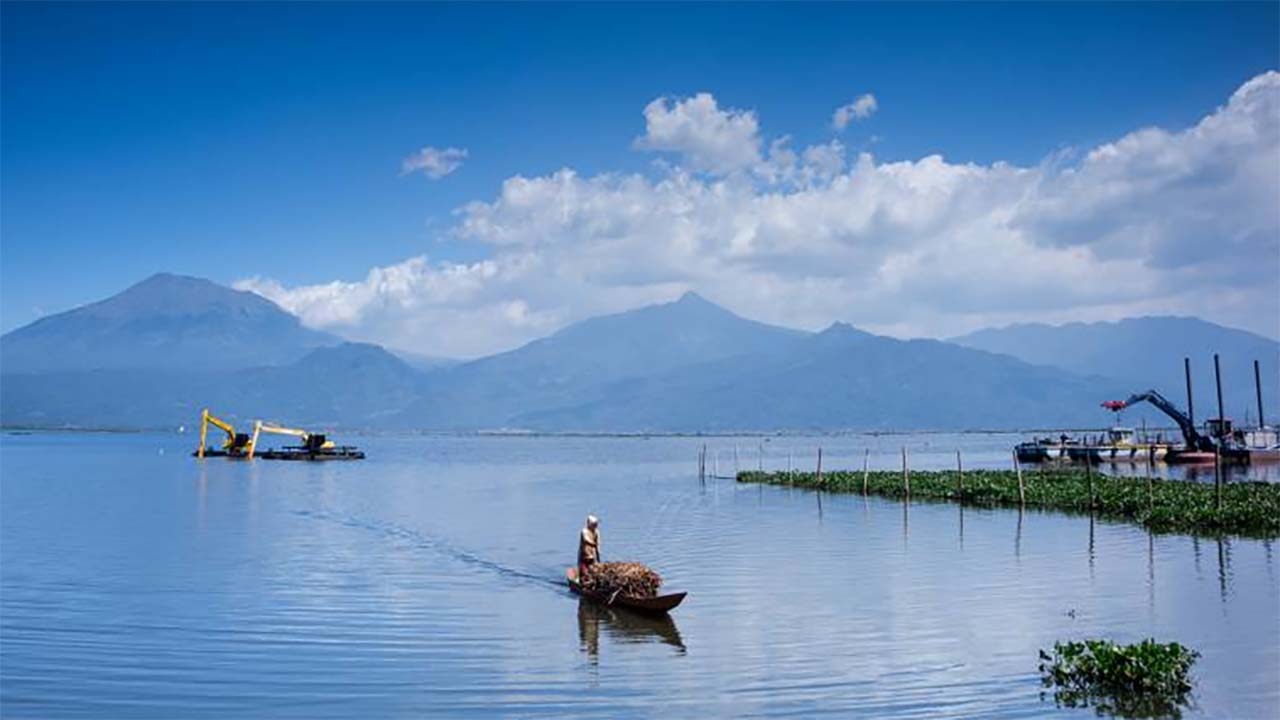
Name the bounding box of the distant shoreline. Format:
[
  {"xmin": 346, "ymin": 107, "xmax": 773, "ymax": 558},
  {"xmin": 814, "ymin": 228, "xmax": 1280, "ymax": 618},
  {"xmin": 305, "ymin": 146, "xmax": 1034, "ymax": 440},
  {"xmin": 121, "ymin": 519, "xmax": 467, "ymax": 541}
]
[{"xmin": 1, "ymin": 424, "xmax": 1183, "ymax": 438}]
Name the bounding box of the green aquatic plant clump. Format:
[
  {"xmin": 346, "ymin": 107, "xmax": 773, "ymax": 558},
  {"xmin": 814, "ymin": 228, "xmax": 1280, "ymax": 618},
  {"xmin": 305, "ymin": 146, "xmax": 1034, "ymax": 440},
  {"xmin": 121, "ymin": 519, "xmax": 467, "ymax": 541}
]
[
  {"xmin": 1039, "ymin": 639, "xmax": 1199, "ymax": 718},
  {"xmin": 736, "ymin": 468, "xmax": 1280, "ymax": 537}
]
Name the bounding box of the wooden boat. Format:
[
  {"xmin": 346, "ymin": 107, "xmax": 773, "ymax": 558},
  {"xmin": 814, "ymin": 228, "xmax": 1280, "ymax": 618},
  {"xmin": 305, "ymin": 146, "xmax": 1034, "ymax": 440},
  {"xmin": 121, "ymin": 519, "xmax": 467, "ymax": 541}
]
[{"xmin": 566, "ymin": 568, "xmax": 686, "ymax": 615}]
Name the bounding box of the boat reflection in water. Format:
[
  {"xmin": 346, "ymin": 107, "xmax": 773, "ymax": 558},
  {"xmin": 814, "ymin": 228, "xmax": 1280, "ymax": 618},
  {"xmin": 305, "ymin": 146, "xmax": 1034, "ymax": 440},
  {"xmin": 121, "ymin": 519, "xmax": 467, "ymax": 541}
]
[{"xmin": 577, "ymin": 598, "xmax": 686, "ymax": 659}]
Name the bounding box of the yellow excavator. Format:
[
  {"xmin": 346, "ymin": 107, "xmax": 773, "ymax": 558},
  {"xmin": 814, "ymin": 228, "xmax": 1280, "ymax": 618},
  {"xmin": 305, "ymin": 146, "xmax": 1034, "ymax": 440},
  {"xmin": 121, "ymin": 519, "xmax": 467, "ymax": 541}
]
[
  {"xmin": 194, "ymin": 409, "xmax": 254, "ymax": 458},
  {"xmin": 247, "ymin": 421, "xmax": 336, "ymax": 459}
]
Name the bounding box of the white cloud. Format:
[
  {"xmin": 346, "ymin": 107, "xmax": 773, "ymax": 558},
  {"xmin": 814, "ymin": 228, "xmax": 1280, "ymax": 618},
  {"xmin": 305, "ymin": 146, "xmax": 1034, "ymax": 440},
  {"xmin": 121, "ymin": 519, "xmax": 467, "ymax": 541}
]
[
  {"xmin": 1015, "ymin": 71, "xmax": 1279, "ymax": 281},
  {"xmin": 401, "ymin": 146, "xmax": 468, "ymax": 179},
  {"xmin": 832, "ymin": 93, "xmax": 878, "ymax": 130},
  {"xmin": 241, "ymin": 73, "xmax": 1280, "ymax": 357},
  {"xmin": 635, "ymin": 93, "xmax": 762, "ymax": 174}
]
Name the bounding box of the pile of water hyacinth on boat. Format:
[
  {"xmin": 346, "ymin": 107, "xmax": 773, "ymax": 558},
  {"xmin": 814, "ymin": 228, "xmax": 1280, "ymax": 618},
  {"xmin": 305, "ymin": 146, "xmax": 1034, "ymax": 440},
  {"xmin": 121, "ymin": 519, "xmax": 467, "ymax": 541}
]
[{"xmin": 581, "ymin": 562, "xmax": 663, "ymax": 598}]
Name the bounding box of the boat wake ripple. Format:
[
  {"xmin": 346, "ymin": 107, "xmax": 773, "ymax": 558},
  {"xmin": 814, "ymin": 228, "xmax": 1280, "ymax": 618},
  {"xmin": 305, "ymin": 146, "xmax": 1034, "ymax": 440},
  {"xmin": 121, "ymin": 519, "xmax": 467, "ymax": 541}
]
[{"xmin": 294, "ymin": 508, "xmax": 564, "ymax": 591}]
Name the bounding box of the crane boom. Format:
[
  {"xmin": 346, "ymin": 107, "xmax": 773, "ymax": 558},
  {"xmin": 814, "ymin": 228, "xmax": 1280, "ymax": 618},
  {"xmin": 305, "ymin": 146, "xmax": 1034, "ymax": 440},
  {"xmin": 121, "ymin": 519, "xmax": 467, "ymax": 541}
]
[
  {"xmin": 249, "ymin": 421, "xmax": 335, "ymax": 458},
  {"xmin": 1110, "ymin": 390, "xmax": 1215, "ymax": 452},
  {"xmin": 196, "ymin": 409, "xmax": 253, "ymax": 457}
]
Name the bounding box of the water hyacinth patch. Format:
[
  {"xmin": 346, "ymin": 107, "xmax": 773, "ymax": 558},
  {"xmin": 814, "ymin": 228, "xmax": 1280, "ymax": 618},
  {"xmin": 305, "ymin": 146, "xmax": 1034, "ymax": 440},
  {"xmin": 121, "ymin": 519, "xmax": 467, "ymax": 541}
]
[
  {"xmin": 1039, "ymin": 639, "xmax": 1199, "ymax": 718},
  {"xmin": 736, "ymin": 468, "xmax": 1280, "ymax": 538}
]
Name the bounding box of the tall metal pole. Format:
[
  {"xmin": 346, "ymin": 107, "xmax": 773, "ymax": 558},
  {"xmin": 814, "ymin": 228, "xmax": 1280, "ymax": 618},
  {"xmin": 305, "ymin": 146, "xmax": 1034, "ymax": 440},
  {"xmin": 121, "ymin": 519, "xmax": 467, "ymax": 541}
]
[
  {"xmin": 1255, "ymin": 359, "xmax": 1266, "ymax": 429},
  {"xmin": 1184, "ymin": 357, "xmax": 1195, "ymax": 427},
  {"xmin": 1214, "ymin": 353, "xmax": 1226, "ymax": 436},
  {"xmin": 1214, "ymin": 353, "xmax": 1225, "ymax": 509}
]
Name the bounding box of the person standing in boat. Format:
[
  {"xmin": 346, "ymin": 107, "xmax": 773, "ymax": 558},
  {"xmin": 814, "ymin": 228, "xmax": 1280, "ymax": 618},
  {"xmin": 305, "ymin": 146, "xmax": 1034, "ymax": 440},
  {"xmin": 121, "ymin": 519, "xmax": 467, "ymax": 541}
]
[{"xmin": 578, "ymin": 515, "xmax": 600, "ymax": 577}]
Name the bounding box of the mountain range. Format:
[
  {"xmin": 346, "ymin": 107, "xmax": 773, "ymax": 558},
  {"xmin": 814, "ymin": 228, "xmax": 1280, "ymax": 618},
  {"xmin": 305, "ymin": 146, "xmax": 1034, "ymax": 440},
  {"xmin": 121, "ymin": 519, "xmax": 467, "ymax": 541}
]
[
  {"xmin": 0, "ymin": 273, "xmax": 339, "ymax": 372},
  {"xmin": 952, "ymin": 318, "xmax": 1279, "ymax": 426},
  {"xmin": 2, "ymin": 273, "xmax": 1276, "ymax": 432}
]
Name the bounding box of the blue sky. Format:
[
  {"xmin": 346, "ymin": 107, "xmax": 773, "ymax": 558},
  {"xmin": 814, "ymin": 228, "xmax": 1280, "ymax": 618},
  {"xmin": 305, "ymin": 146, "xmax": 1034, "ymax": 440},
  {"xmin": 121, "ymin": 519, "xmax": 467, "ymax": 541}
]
[{"xmin": 3, "ymin": 2, "xmax": 1278, "ymax": 352}]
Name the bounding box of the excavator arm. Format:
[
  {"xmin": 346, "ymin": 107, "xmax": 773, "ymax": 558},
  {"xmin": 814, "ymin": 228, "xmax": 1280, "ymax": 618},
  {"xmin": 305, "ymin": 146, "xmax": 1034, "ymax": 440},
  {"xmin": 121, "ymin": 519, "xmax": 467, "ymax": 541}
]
[
  {"xmin": 1106, "ymin": 390, "xmax": 1214, "ymax": 452},
  {"xmin": 197, "ymin": 409, "xmax": 252, "ymax": 457},
  {"xmin": 249, "ymin": 421, "xmax": 334, "ymax": 458}
]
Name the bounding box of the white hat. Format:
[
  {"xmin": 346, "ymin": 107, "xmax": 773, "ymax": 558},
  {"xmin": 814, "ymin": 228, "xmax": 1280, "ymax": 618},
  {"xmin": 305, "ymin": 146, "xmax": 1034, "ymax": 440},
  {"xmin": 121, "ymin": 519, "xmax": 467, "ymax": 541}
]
[{"xmin": 586, "ymin": 515, "xmax": 599, "ymax": 527}]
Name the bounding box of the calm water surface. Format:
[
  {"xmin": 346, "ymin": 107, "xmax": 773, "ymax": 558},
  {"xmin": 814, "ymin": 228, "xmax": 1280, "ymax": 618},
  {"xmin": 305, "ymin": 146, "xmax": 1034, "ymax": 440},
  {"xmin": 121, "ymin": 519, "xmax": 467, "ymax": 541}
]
[{"xmin": 2, "ymin": 432, "xmax": 1277, "ymax": 718}]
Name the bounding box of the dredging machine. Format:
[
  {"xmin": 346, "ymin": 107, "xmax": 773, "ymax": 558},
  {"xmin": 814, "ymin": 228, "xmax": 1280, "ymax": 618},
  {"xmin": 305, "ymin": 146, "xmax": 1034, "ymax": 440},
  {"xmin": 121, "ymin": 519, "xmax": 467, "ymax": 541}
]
[
  {"xmin": 1098, "ymin": 390, "xmax": 1216, "ymax": 464},
  {"xmin": 193, "ymin": 409, "xmax": 254, "ymax": 458},
  {"xmin": 247, "ymin": 421, "xmax": 365, "ymax": 461},
  {"xmin": 192, "ymin": 409, "xmax": 364, "ymax": 460},
  {"xmin": 1016, "ymin": 355, "xmax": 1277, "ymax": 465}
]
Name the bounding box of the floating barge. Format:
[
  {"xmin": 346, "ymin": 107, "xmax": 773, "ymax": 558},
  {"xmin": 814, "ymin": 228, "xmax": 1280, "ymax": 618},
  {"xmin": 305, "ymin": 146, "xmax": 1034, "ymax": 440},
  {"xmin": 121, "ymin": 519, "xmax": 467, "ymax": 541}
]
[
  {"xmin": 192, "ymin": 409, "xmax": 365, "ymax": 461},
  {"xmin": 1017, "ymin": 356, "xmax": 1277, "ymax": 466},
  {"xmin": 1242, "ymin": 426, "xmax": 1280, "ymax": 463},
  {"xmin": 249, "ymin": 423, "xmax": 366, "ymax": 461},
  {"xmin": 1016, "ymin": 428, "xmax": 1173, "ymax": 465},
  {"xmin": 194, "ymin": 443, "xmax": 365, "ymax": 461},
  {"xmin": 253, "ymin": 439, "xmax": 366, "ymax": 461}
]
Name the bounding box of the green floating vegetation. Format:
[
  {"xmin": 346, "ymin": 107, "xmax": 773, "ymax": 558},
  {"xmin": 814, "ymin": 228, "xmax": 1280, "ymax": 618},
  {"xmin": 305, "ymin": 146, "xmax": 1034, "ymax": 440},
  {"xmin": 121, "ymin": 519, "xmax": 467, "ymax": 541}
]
[
  {"xmin": 1039, "ymin": 639, "xmax": 1199, "ymax": 718},
  {"xmin": 736, "ymin": 468, "xmax": 1280, "ymax": 538}
]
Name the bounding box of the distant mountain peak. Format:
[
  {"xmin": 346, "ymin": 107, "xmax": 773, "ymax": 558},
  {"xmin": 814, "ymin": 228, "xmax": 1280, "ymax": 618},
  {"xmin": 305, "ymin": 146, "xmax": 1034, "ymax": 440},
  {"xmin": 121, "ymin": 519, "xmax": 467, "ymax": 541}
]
[
  {"xmin": 138, "ymin": 271, "xmax": 201, "ymax": 284},
  {"xmin": 314, "ymin": 340, "xmax": 384, "ymax": 354},
  {"xmin": 1, "ymin": 272, "xmax": 340, "ymax": 373},
  {"xmin": 675, "ymin": 290, "xmax": 711, "ymax": 305},
  {"xmin": 295, "ymin": 342, "xmax": 415, "ymax": 372},
  {"xmin": 817, "ymin": 321, "xmax": 872, "ymax": 340},
  {"xmin": 85, "ymin": 271, "xmax": 276, "ymax": 319},
  {"xmin": 122, "ymin": 272, "xmax": 225, "ymax": 295},
  {"xmin": 654, "ymin": 290, "xmax": 727, "ymax": 317}
]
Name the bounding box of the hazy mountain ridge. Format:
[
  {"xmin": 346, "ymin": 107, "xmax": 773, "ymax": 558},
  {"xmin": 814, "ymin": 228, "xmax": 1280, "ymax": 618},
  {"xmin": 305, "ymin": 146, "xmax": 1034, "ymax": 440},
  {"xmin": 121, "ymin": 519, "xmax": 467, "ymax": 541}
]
[
  {"xmin": 513, "ymin": 323, "xmax": 1129, "ymax": 431},
  {"xmin": 391, "ymin": 292, "xmax": 808, "ymax": 429},
  {"xmin": 0, "ymin": 342, "xmax": 420, "ymax": 430},
  {"xmin": 0, "ymin": 273, "xmax": 340, "ymax": 372},
  {"xmin": 2, "ymin": 275, "xmax": 1271, "ymax": 431},
  {"xmin": 951, "ymin": 316, "xmax": 1279, "ymax": 423}
]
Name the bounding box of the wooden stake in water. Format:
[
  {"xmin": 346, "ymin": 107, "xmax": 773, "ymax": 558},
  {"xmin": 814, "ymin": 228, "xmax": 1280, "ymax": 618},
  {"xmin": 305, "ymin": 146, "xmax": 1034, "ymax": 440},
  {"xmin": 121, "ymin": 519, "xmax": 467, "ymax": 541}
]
[
  {"xmin": 787, "ymin": 449, "xmax": 793, "ymax": 485},
  {"xmin": 758, "ymin": 443, "xmax": 764, "ymax": 472},
  {"xmin": 1013, "ymin": 449, "xmax": 1025, "ymax": 506},
  {"xmin": 902, "ymin": 446, "xmax": 910, "ymax": 497},
  {"xmin": 1085, "ymin": 456, "xmax": 1095, "ymax": 510},
  {"xmin": 862, "ymin": 448, "xmax": 870, "ymax": 495},
  {"xmin": 1145, "ymin": 453, "xmax": 1153, "ymax": 512},
  {"xmin": 816, "ymin": 447, "xmax": 824, "ymax": 487},
  {"xmin": 1214, "ymin": 445, "xmax": 1223, "ymax": 513},
  {"xmin": 956, "ymin": 449, "xmax": 964, "ymax": 498}
]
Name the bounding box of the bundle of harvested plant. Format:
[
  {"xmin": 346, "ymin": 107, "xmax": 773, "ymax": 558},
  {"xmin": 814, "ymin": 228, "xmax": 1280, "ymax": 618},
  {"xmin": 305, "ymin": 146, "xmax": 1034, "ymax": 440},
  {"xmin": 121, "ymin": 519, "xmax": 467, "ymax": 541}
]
[{"xmin": 581, "ymin": 561, "xmax": 662, "ymax": 598}]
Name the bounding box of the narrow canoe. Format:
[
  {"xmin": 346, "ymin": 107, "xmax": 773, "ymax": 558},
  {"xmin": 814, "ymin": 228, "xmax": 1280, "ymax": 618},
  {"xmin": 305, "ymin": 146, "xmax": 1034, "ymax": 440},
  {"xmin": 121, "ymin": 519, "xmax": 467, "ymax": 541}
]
[{"xmin": 566, "ymin": 567, "xmax": 686, "ymax": 614}]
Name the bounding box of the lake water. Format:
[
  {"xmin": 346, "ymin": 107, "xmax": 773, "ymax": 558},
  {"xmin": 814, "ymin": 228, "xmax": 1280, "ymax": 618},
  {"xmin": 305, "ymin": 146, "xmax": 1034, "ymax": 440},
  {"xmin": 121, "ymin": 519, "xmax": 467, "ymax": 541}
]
[{"xmin": 2, "ymin": 431, "xmax": 1277, "ymax": 718}]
